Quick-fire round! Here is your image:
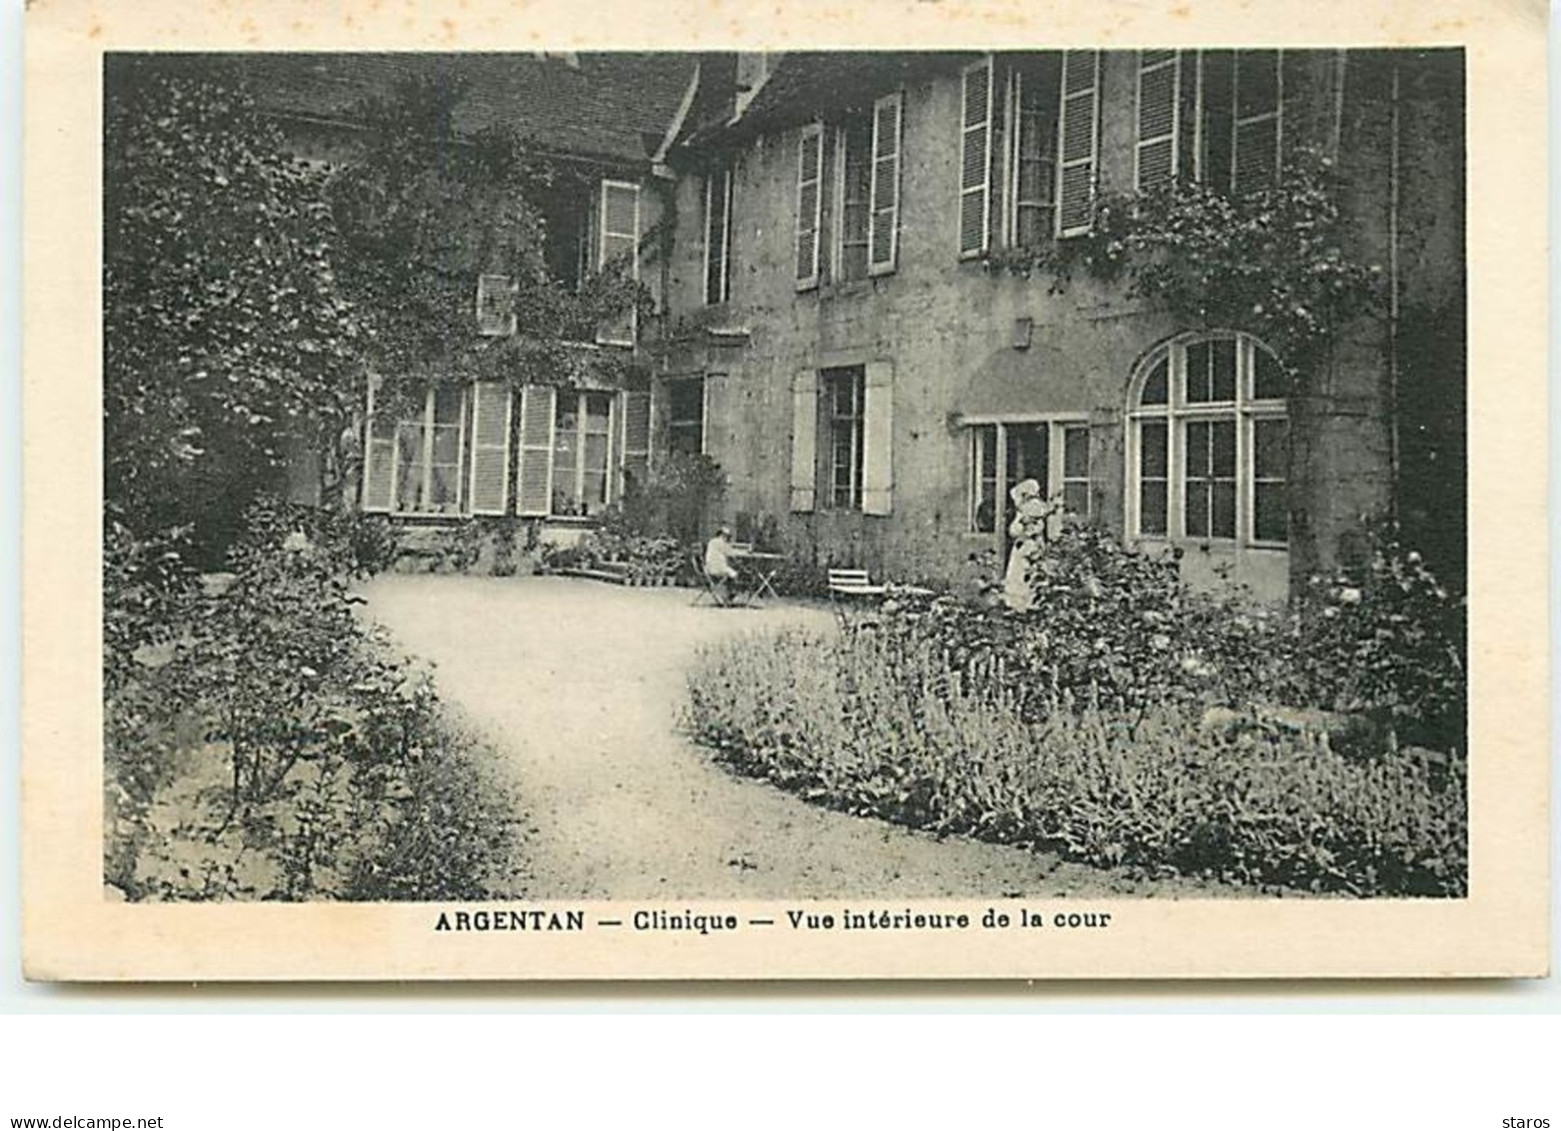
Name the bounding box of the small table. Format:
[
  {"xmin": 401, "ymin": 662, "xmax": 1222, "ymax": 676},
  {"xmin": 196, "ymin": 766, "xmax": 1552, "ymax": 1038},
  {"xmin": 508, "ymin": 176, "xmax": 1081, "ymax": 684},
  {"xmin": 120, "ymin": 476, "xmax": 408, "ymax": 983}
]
[{"xmin": 731, "ymin": 550, "xmax": 784, "ymax": 602}]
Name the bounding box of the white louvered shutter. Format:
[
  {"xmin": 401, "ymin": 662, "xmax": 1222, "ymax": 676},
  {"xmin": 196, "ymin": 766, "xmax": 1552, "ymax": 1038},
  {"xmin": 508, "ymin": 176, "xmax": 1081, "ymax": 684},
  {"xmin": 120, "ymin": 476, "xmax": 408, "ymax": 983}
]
[
  {"xmin": 789, "ymin": 369, "xmax": 818, "ymax": 513},
  {"xmin": 620, "ymin": 388, "xmax": 652, "ymax": 498},
  {"xmin": 795, "ymin": 125, "xmax": 824, "ymax": 288},
  {"xmin": 701, "ymin": 372, "xmax": 728, "ymax": 463},
  {"xmin": 1057, "ymin": 49, "xmax": 1100, "ymax": 237},
  {"xmin": 869, "ymin": 91, "xmax": 902, "ymax": 273},
  {"xmin": 515, "ymin": 385, "xmax": 556, "ymax": 517},
  {"xmin": 361, "ymin": 379, "xmax": 396, "ymax": 513},
  {"xmin": 960, "ymin": 57, "xmax": 993, "ymax": 258},
  {"xmin": 597, "ymin": 180, "xmax": 640, "ymax": 345},
  {"xmin": 467, "ymin": 381, "xmax": 512, "ymax": 515},
  {"xmin": 1136, "ymin": 50, "xmax": 1180, "ymax": 191},
  {"xmin": 861, "ymin": 362, "xmax": 894, "ymax": 516}
]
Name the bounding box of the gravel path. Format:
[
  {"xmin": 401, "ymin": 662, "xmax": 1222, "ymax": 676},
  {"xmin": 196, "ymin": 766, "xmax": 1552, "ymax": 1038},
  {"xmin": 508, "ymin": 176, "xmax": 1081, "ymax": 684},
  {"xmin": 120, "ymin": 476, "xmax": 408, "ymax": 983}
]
[{"xmin": 364, "ymin": 574, "xmax": 1234, "ymax": 900}]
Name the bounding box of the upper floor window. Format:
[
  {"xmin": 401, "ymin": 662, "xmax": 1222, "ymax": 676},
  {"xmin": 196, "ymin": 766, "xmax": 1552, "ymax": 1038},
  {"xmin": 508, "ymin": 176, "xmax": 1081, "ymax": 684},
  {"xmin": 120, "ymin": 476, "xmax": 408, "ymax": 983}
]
[
  {"xmin": 961, "ymin": 52, "xmax": 1066, "ymax": 256},
  {"xmin": 597, "ymin": 179, "xmax": 640, "ymax": 346},
  {"xmin": 1135, "ymin": 49, "xmax": 1284, "ymax": 195},
  {"xmin": 704, "ymin": 167, "xmax": 733, "ymax": 305},
  {"xmin": 834, "ymin": 113, "xmax": 873, "ymax": 282},
  {"xmin": 1127, "ymin": 332, "xmax": 1288, "ymax": 548}
]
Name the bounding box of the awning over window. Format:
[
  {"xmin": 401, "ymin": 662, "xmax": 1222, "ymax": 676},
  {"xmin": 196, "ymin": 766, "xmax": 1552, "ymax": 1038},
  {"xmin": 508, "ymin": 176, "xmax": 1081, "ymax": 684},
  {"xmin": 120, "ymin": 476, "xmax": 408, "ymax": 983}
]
[{"xmin": 955, "ymin": 342, "xmax": 1092, "ymax": 421}]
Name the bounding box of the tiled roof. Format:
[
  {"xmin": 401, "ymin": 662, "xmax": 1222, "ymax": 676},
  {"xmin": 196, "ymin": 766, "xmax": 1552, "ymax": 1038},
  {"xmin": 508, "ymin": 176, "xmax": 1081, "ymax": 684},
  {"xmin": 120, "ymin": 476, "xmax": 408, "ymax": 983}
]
[
  {"xmin": 679, "ymin": 50, "xmax": 972, "ymax": 152},
  {"xmin": 232, "ymin": 52, "xmax": 698, "ymax": 167}
]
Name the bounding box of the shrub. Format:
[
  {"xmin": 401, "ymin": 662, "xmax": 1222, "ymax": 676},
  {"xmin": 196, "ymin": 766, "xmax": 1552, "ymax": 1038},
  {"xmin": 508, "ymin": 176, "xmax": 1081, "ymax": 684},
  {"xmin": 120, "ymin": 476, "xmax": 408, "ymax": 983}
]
[
  {"xmin": 686, "ymin": 628, "xmax": 1467, "ymax": 897},
  {"xmin": 103, "ymin": 495, "xmax": 525, "ymax": 901}
]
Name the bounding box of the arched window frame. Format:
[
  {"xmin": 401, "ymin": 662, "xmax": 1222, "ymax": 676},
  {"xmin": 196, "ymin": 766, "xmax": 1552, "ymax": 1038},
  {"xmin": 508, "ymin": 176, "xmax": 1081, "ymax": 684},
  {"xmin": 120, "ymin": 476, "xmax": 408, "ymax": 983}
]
[{"xmin": 1125, "ymin": 331, "xmax": 1289, "ymax": 550}]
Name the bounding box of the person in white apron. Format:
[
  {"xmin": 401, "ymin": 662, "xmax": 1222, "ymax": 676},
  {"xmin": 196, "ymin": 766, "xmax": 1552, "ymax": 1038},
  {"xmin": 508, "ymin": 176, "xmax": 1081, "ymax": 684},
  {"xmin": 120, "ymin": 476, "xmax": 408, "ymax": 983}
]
[{"xmin": 1002, "ymin": 479, "xmax": 1047, "ymax": 612}]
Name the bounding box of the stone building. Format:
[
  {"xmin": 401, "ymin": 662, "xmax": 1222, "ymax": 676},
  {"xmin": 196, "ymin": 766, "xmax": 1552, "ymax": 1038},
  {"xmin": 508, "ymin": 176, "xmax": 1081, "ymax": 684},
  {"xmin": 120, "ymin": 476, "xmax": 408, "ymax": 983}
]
[{"xmin": 657, "ymin": 49, "xmax": 1465, "ymax": 600}]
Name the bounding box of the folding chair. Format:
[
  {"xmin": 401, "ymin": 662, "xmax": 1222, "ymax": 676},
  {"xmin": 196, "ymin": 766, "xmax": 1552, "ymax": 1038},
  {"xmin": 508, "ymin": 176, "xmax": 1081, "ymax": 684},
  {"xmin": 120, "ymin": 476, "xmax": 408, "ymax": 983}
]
[
  {"xmin": 690, "ymin": 551, "xmax": 724, "ymax": 607},
  {"xmin": 827, "ymin": 568, "xmax": 888, "ymax": 630}
]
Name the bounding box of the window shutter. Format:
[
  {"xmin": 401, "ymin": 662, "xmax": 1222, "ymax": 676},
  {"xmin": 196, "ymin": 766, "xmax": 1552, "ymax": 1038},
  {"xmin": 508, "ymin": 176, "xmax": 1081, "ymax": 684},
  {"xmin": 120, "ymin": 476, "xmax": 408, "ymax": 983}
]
[
  {"xmin": 597, "ymin": 180, "xmax": 640, "ymax": 345},
  {"xmin": 1232, "ymin": 50, "xmax": 1282, "ymax": 193},
  {"xmin": 869, "ymin": 91, "xmax": 902, "ymax": 273},
  {"xmin": 515, "ymin": 384, "xmax": 556, "ymax": 517},
  {"xmin": 1057, "ymin": 49, "xmax": 1100, "ymax": 237},
  {"xmin": 1136, "ymin": 50, "xmax": 1179, "ymax": 191},
  {"xmin": 789, "ymin": 369, "xmax": 818, "ymax": 513},
  {"xmin": 795, "ymin": 125, "xmax": 823, "ymax": 288},
  {"xmin": 620, "ymin": 388, "xmax": 652, "ymax": 498},
  {"xmin": 701, "ymin": 372, "xmax": 728, "ymax": 462},
  {"xmin": 960, "ymin": 57, "xmax": 993, "ymax": 257},
  {"xmin": 467, "ymin": 381, "xmax": 512, "ymax": 516},
  {"xmin": 361, "ymin": 380, "xmax": 396, "ymax": 513},
  {"xmin": 861, "ymin": 361, "xmax": 894, "ymax": 516}
]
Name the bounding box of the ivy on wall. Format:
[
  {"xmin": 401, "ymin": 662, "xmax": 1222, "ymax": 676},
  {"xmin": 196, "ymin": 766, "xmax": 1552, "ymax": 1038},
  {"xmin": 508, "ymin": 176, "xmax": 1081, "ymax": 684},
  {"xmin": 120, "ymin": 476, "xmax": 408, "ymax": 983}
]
[{"xmin": 986, "ymin": 148, "xmax": 1386, "ymax": 380}]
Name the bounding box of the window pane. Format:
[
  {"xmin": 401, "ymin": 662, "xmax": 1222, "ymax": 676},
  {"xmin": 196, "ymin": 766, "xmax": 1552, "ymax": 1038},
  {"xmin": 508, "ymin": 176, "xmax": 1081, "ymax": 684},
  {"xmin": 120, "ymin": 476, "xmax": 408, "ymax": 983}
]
[
  {"xmin": 1140, "ymin": 420, "xmax": 1168, "ymax": 476},
  {"xmin": 1185, "ymin": 340, "xmax": 1211, "ymax": 402},
  {"xmin": 1185, "ymin": 420, "xmax": 1210, "ymax": 476},
  {"xmin": 1254, "ymin": 482, "xmax": 1288, "ymax": 543},
  {"xmin": 973, "ymin": 425, "xmax": 997, "ymax": 533},
  {"xmin": 1211, "ymin": 339, "xmax": 1237, "ymax": 401},
  {"xmin": 431, "ymin": 423, "xmax": 461, "ymax": 465},
  {"xmin": 1063, "ymin": 425, "xmax": 1089, "ymax": 478},
  {"xmin": 1211, "ymin": 419, "xmax": 1235, "ymax": 476},
  {"xmin": 1063, "ymin": 481, "xmax": 1089, "ymax": 516},
  {"xmin": 1252, "ymin": 347, "xmax": 1286, "ymax": 399},
  {"xmin": 1141, "ymin": 357, "xmax": 1169, "ymax": 405},
  {"xmin": 1253, "ymin": 418, "xmax": 1288, "ymax": 479},
  {"xmin": 1185, "ymin": 480, "xmax": 1209, "ymax": 537},
  {"xmin": 1212, "ymin": 480, "xmax": 1236, "ymax": 538},
  {"xmin": 429, "ymin": 461, "xmax": 462, "ymax": 512},
  {"xmin": 1140, "ymin": 480, "xmax": 1168, "ymax": 535}
]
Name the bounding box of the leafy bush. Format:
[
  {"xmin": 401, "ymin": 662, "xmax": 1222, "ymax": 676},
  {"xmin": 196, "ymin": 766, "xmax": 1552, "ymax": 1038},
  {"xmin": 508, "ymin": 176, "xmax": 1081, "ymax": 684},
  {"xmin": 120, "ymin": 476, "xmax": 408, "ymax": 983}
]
[
  {"xmin": 103, "ymin": 496, "xmax": 525, "ymax": 901},
  {"xmin": 1292, "ymin": 537, "xmax": 1467, "ymax": 751},
  {"xmin": 686, "ymin": 628, "xmax": 1466, "ymax": 897}
]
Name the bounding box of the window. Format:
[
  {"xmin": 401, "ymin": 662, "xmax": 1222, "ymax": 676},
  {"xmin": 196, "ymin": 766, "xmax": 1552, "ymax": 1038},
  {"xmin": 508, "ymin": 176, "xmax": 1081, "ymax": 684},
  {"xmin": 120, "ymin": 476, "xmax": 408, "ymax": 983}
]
[
  {"xmin": 868, "ymin": 91, "xmax": 902, "ymax": 274},
  {"xmin": 795, "ymin": 124, "xmax": 824, "ymax": 289},
  {"xmin": 966, "ymin": 418, "xmax": 1090, "ymax": 534},
  {"xmin": 1003, "ymin": 53, "xmax": 1061, "ymax": 249},
  {"xmin": 1128, "ymin": 333, "xmax": 1288, "ymax": 548},
  {"xmin": 597, "ymin": 180, "xmax": 640, "ymax": 346},
  {"xmin": 667, "ymin": 377, "xmax": 705, "ymax": 456},
  {"xmin": 1135, "ymin": 49, "xmax": 1284, "ymax": 194},
  {"xmin": 362, "ymin": 380, "xmax": 511, "ymax": 517},
  {"xmin": 824, "ymin": 367, "xmax": 864, "ymax": 509},
  {"xmin": 551, "ymin": 391, "xmax": 615, "ymax": 517},
  {"xmin": 1056, "ymin": 49, "xmax": 1101, "ymax": 237},
  {"xmin": 833, "ymin": 114, "xmax": 872, "ymax": 282},
  {"xmin": 703, "ymin": 168, "xmax": 732, "ymax": 305}
]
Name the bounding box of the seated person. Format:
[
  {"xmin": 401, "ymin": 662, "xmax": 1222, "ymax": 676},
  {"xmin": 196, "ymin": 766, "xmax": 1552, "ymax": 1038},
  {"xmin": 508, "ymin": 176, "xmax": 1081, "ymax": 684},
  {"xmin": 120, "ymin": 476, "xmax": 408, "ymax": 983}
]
[{"xmin": 703, "ymin": 525, "xmax": 742, "ymax": 605}]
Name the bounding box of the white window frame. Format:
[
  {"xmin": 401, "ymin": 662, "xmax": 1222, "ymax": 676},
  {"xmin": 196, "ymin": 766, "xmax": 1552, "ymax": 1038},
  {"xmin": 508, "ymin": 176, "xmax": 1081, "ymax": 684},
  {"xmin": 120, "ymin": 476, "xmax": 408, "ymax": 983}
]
[
  {"xmin": 964, "ymin": 415, "xmax": 1091, "ymax": 535},
  {"xmin": 795, "ymin": 122, "xmax": 825, "ymax": 290},
  {"xmin": 1001, "ymin": 56, "xmax": 1060, "ymax": 250},
  {"xmin": 824, "ymin": 367, "xmax": 865, "ymax": 511},
  {"xmin": 831, "ymin": 114, "xmax": 873, "ymax": 284},
  {"xmin": 1125, "ymin": 333, "xmax": 1288, "ymax": 550},
  {"xmin": 378, "ymin": 384, "xmax": 470, "ymax": 518},
  {"xmin": 703, "ymin": 167, "xmax": 733, "ymax": 305},
  {"xmin": 550, "ymin": 389, "xmax": 619, "ymax": 518}
]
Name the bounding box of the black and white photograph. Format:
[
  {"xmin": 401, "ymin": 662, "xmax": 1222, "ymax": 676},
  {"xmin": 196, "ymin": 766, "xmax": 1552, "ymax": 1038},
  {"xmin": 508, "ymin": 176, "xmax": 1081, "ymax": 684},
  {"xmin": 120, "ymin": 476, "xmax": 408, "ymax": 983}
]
[{"xmin": 21, "ymin": 0, "xmax": 1548, "ymax": 981}]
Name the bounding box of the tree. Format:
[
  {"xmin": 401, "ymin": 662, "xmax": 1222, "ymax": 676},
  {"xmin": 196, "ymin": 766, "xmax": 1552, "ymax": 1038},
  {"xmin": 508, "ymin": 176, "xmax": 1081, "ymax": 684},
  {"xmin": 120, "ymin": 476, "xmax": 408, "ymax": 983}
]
[{"xmin": 103, "ymin": 56, "xmax": 363, "ymax": 563}]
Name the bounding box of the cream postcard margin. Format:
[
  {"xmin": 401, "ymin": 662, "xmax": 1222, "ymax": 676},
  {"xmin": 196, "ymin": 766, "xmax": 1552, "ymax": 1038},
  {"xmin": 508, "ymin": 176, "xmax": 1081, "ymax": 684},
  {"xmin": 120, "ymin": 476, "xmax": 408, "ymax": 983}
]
[{"xmin": 22, "ymin": 0, "xmax": 1549, "ymax": 981}]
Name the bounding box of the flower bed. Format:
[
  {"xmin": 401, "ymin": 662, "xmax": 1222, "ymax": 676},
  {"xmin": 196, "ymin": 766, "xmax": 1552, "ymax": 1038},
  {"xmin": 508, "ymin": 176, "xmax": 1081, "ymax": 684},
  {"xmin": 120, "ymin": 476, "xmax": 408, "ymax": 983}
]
[{"xmin": 685, "ymin": 628, "xmax": 1466, "ymax": 896}]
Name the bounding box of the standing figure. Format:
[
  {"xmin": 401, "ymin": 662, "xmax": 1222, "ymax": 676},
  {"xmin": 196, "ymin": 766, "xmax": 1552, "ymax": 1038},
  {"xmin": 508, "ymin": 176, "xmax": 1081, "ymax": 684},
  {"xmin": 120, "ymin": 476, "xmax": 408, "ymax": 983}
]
[{"xmin": 1002, "ymin": 479, "xmax": 1048, "ymax": 612}]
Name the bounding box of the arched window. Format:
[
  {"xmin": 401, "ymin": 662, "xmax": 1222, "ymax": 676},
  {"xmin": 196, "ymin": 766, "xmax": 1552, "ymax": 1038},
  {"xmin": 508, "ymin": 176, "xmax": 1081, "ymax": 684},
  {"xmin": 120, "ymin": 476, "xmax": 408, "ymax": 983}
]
[{"xmin": 1127, "ymin": 332, "xmax": 1288, "ymax": 548}]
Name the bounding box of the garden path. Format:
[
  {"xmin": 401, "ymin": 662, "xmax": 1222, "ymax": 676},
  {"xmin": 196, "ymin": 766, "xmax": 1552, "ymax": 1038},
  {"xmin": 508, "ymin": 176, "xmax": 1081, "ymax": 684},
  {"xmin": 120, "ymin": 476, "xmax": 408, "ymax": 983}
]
[{"xmin": 364, "ymin": 574, "xmax": 1231, "ymax": 900}]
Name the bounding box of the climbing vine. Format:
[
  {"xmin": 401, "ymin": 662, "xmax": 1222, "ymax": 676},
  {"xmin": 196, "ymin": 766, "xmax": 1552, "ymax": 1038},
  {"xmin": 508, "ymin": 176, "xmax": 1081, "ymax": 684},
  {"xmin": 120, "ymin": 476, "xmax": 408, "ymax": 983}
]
[{"xmin": 987, "ymin": 148, "xmax": 1385, "ymax": 379}]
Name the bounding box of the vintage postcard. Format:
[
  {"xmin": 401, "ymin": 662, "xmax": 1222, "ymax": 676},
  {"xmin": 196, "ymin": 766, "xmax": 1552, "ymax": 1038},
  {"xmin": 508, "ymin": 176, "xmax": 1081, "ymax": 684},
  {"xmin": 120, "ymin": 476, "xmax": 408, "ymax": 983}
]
[{"xmin": 22, "ymin": 0, "xmax": 1549, "ymax": 980}]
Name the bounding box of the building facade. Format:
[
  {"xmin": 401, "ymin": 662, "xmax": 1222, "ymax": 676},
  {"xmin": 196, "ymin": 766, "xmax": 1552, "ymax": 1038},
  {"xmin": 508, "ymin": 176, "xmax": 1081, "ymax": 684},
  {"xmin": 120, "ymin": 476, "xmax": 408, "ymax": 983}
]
[{"xmin": 655, "ymin": 49, "xmax": 1465, "ymax": 601}]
